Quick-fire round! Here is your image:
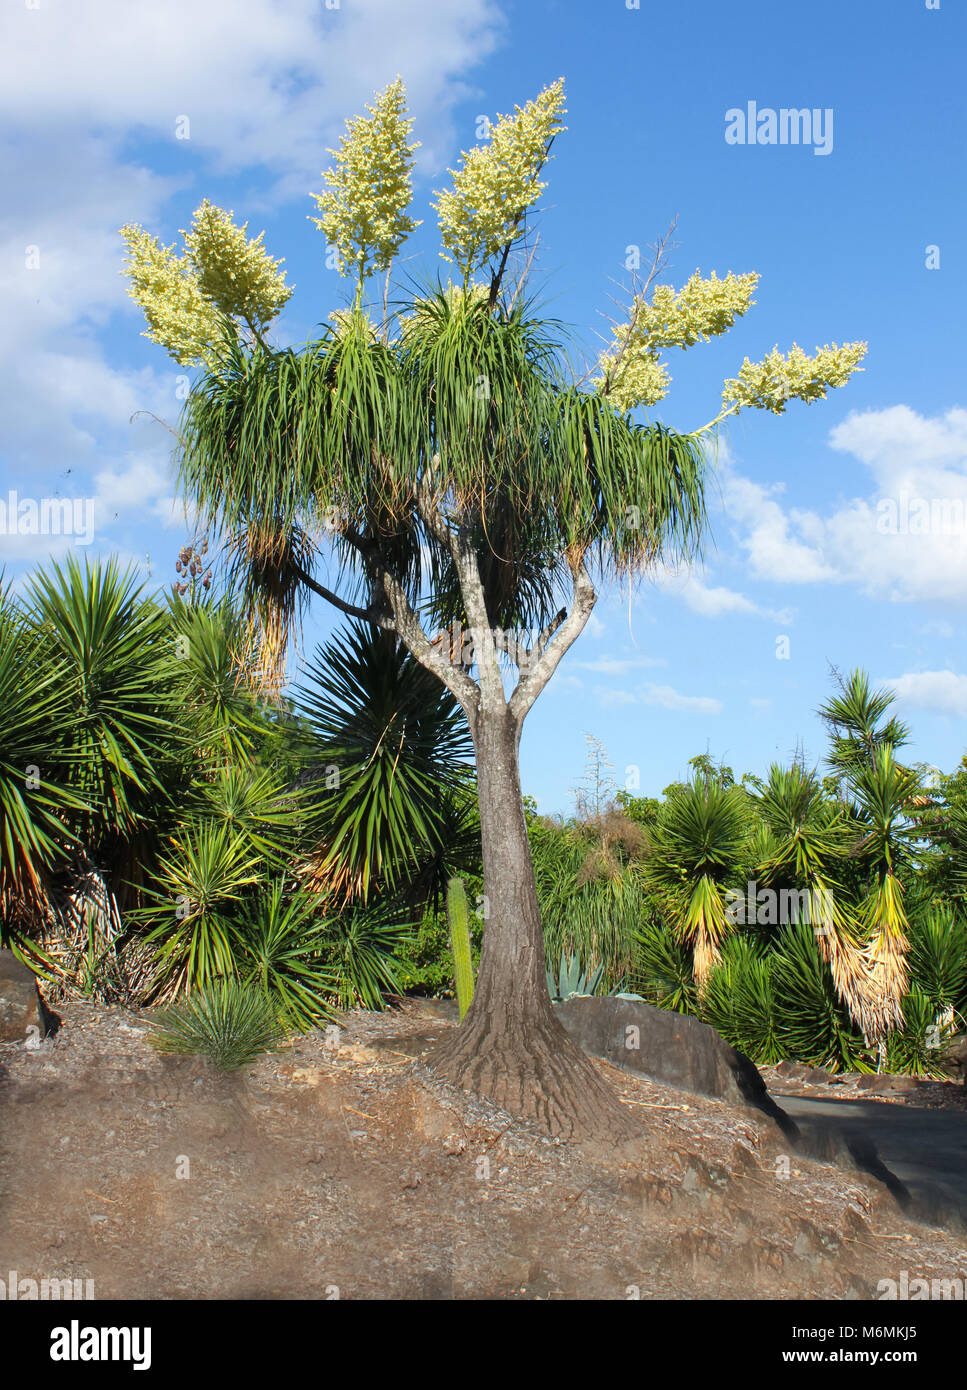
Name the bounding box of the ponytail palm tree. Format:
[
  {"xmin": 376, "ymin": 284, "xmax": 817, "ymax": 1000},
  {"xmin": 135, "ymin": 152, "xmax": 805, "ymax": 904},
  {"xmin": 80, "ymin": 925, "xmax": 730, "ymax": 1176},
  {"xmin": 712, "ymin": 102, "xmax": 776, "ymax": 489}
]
[{"xmin": 121, "ymin": 78, "xmax": 866, "ymax": 1136}]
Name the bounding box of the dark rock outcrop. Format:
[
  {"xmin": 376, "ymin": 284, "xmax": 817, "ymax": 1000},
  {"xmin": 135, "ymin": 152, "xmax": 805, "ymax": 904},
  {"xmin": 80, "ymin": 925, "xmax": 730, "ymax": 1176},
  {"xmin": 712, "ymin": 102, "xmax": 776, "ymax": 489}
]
[{"xmin": 0, "ymin": 950, "xmax": 48, "ymax": 1043}]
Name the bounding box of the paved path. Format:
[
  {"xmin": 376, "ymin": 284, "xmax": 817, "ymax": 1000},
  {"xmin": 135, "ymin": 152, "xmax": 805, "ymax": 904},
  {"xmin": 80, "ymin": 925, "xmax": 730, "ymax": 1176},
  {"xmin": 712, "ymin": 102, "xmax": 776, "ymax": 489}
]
[{"xmin": 780, "ymin": 1093, "xmax": 967, "ymax": 1228}]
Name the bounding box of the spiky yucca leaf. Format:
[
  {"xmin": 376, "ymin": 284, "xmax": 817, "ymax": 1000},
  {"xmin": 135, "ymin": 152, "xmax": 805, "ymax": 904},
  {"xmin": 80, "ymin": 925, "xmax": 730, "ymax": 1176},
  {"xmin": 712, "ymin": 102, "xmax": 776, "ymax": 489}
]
[
  {"xmin": 299, "ymin": 623, "xmax": 473, "ymax": 904},
  {"xmin": 0, "ymin": 588, "xmax": 86, "ymax": 926},
  {"xmin": 645, "ymin": 779, "xmax": 750, "ymax": 992},
  {"xmin": 232, "ymin": 879, "xmax": 336, "ymax": 1029}
]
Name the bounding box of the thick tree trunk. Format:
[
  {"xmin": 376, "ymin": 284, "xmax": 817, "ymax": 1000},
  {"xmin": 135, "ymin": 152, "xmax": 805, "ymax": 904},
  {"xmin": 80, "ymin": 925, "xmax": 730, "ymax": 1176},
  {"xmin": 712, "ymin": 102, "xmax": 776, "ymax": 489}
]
[{"xmin": 430, "ymin": 705, "xmax": 638, "ymax": 1140}]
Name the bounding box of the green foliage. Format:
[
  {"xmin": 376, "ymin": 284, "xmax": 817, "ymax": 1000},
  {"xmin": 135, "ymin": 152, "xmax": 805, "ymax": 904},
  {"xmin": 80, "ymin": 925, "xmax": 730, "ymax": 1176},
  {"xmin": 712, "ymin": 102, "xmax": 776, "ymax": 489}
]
[
  {"xmin": 138, "ymin": 822, "xmax": 262, "ymax": 993},
  {"xmin": 771, "ymin": 925, "xmax": 871, "ymax": 1073},
  {"xmin": 905, "ymin": 901, "xmax": 967, "ymax": 1018},
  {"xmin": 819, "ymin": 669, "xmax": 912, "ymax": 780},
  {"xmin": 299, "ymin": 624, "xmax": 475, "ymax": 905},
  {"xmin": 446, "ymin": 876, "xmax": 475, "ymax": 1019},
  {"xmin": 628, "ymin": 915, "xmax": 697, "ymax": 1014},
  {"xmin": 529, "ymin": 816, "xmax": 646, "ymax": 980},
  {"xmin": 883, "ymin": 985, "xmax": 960, "ymax": 1079},
  {"xmin": 232, "ymin": 880, "xmax": 336, "ymax": 1030},
  {"xmin": 319, "ymin": 906, "xmax": 406, "ymax": 1011},
  {"xmin": 147, "ymin": 978, "xmax": 288, "ymax": 1070},
  {"xmin": 0, "ymin": 586, "xmax": 86, "ymax": 927},
  {"xmin": 25, "ymin": 556, "xmax": 176, "ymax": 844},
  {"xmin": 645, "ymin": 776, "xmax": 751, "ymax": 990},
  {"xmin": 701, "ymin": 937, "xmax": 782, "ymax": 1066},
  {"xmin": 545, "ymin": 950, "xmax": 605, "ymax": 1003}
]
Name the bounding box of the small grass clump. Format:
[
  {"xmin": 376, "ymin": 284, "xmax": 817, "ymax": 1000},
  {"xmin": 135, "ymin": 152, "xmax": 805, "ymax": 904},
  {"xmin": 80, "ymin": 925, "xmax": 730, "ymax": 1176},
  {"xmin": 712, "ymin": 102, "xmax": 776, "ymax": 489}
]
[{"xmin": 147, "ymin": 978, "xmax": 288, "ymax": 1070}]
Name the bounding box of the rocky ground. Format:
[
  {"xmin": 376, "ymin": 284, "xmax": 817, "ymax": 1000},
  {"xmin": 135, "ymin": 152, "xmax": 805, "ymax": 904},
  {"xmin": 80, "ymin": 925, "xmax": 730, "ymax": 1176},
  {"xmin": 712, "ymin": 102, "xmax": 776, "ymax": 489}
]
[
  {"xmin": 761, "ymin": 1059, "xmax": 967, "ymax": 1112},
  {"xmin": 1, "ymin": 999, "xmax": 965, "ymax": 1300}
]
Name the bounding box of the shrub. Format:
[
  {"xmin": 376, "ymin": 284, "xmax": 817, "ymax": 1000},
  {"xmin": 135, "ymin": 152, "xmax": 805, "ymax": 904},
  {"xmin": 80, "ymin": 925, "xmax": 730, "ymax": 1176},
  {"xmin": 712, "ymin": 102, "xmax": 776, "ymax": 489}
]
[{"xmin": 146, "ymin": 978, "xmax": 288, "ymax": 1069}]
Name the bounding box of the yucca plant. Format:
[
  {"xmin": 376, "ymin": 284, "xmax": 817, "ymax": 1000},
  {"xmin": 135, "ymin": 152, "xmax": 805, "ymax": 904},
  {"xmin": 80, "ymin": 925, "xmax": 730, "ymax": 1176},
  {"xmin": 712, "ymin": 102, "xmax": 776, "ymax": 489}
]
[
  {"xmin": 138, "ymin": 822, "xmax": 262, "ymax": 995},
  {"xmin": 772, "ymin": 924, "xmax": 872, "ymax": 1073},
  {"xmin": 25, "ymin": 557, "xmax": 177, "ymax": 846},
  {"xmin": 905, "ymin": 899, "xmax": 967, "ymax": 1019},
  {"xmin": 645, "ymin": 778, "xmax": 751, "ymax": 993},
  {"xmin": 702, "ymin": 936, "xmax": 783, "ymax": 1066},
  {"xmin": 167, "ymin": 595, "xmax": 270, "ymax": 767},
  {"xmin": 147, "ymin": 977, "xmax": 288, "ymax": 1070},
  {"xmin": 754, "ymin": 762, "xmax": 869, "ymax": 1030},
  {"xmin": 628, "ymin": 914, "xmax": 698, "ymax": 1014},
  {"xmin": 232, "ymin": 879, "xmax": 336, "ymax": 1029},
  {"xmin": 849, "ymin": 745, "xmax": 921, "ymax": 1040},
  {"xmin": 820, "ymin": 669, "xmax": 912, "ymax": 782},
  {"xmin": 299, "ymin": 623, "xmax": 474, "ymax": 906},
  {"xmin": 883, "ymin": 984, "xmax": 961, "ymax": 1079},
  {"xmin": 0, "ymin": 586, "xmax": 86, "ymax": 935},
  {"xmin": 319, "ymin": 906, "xmax": 406, "ymax": 1011}
]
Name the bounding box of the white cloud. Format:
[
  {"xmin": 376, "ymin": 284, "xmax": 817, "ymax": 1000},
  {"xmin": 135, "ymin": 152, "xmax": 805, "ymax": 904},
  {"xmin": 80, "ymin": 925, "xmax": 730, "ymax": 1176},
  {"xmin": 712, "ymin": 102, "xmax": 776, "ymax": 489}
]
[
  {"xmin": 642, "ymin": 683, "xmax": 722, "ymax": 715},
  {"xmin": 885, "ymin": 670, "xmax": 967, "ymax": 718},
  {"xmin": 723, "ymin": 407, "xmax": 967, "ymax": 605},
  {"xmin": 593, "ymin": 686, "xmax": 638, "ymax": 707},
  {"xmin": 0, "ymin": 1, "xmax": 505, "ymax": 185},
  {"xmin": 0, "ymin": 0, "xmax": 506, "ymax": 538},
  {"xmin": 651, "ymin": 560, "xmax": 794, "ymax": 622},
  {"xmin": 574, "ymin": 655, "xmax": 665, "ymax": 675},
  {"xmin": 590, "ymin": 680, "xmax": 722, "ymax": 714}
]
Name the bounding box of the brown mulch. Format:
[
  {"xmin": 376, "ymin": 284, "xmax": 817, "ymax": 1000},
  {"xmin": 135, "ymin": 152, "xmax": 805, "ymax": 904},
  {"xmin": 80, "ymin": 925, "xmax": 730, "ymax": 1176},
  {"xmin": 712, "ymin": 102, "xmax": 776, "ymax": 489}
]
[{"xmin": 1, "ymin": 999, "xmax": 964, "ymax": 1300}]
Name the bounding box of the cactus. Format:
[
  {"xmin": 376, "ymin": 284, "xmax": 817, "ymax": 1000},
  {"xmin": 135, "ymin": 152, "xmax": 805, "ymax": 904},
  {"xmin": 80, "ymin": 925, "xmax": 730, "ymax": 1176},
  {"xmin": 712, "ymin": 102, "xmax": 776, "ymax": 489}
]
[{"xmin": 447, "ymin": 876, "xmax": 475, "ymax": 1019}]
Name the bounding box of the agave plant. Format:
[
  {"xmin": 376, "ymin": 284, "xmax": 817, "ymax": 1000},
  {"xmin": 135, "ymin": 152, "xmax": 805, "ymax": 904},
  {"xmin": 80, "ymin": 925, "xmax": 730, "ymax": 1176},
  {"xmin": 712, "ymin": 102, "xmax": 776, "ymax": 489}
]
[{"xmin": 545, "ymin": 950, "xmax": 605, "ymax": 1002}]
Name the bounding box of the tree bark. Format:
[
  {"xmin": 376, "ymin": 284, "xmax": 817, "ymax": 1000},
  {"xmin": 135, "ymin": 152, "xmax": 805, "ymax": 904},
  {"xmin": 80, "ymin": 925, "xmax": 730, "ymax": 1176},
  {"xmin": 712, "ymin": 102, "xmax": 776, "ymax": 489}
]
[{"xmin": 429, "ymin": 703, "xmax": 639, "ymax": 1140}]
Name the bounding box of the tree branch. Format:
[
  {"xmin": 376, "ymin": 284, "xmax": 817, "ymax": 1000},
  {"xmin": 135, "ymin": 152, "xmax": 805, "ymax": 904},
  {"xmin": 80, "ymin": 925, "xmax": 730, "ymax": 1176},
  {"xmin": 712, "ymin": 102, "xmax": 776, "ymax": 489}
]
[
  {"xmin": 413, "ymin": 477, "xmax": 504, "ymax": 710},
  {"xmin": 291, "ymin": 561, "xmax": 384, "ymax": 626},
  {"xmin": 508, "ymin": 560, "xmax": 596, "ymax": 725},
  {"xmin": 379, "ymin": 565, "xmax": 480, "ymax": 717}
]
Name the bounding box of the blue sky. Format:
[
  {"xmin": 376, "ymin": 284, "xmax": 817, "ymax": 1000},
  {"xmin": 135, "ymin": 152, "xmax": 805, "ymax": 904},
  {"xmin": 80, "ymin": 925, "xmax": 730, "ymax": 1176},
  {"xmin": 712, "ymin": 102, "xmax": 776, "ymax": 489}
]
[{"xmin": 2, "ymin": 0, "xmax": 965, "ymax": 813}]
